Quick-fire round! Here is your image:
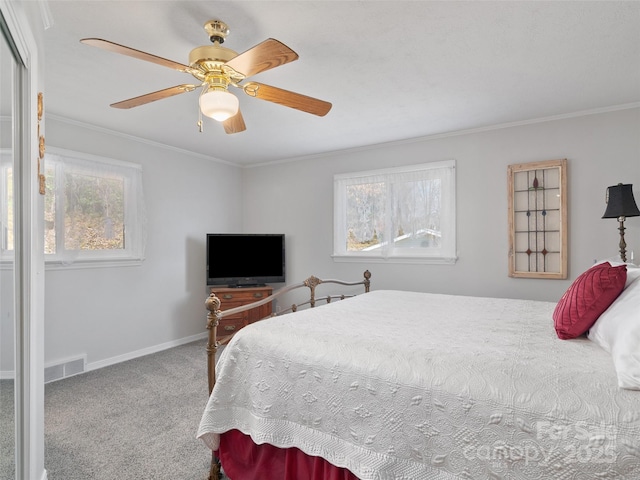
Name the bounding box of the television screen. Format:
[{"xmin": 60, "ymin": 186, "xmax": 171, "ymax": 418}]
[{"xmin": 206, "ymin": 233, "xmax": 285, "ymax": 287}]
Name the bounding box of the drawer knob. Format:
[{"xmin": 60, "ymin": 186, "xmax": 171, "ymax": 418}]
[
  {"xmin": 223, "ymin": 325, "xmax": 236, "ymax": 331},
  {"xmin": 253, "ymin": 293, "xmax": 264, "ymax": 298},
  {"xmin": 223, "ymin": 294, "xmax": 233, "ymax": 300}
]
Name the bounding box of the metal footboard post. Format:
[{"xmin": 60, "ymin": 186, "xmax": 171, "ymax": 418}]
[
  {"xmin": 205, "ymin": 292, "xmax": 222, "ymax": 480},
  {"xmin": 364, "ymin": 269, "xmax": 371, "ymax": 292},
  {"xmin": 205, "ymin": 293, "xmax": 221, "ymax": 395},
  {"xmin": 304, "ymin": 275, "xmax": 322, "ymax": 308}
]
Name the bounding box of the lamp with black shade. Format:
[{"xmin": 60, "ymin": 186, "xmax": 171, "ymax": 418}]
[{"xmin": 602, "ymin": 183, "xmax": 640, "ymax": 262}]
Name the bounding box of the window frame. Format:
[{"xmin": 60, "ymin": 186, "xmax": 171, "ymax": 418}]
[
  {"xmin": 43, "ymin": 147, "xmax": 146, "ymax": 269},
  {"xmin": 333, "ymin": 159, "xmax": 457, "ymax": 264}
]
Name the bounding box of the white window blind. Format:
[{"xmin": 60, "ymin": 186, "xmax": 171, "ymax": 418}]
[{"xmin": 334, "ymin": 160, "xmax": 456, "ymax": 263}]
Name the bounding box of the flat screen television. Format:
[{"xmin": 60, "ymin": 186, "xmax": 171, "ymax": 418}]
[{"xmin": 206, "ymin": 233, "xmax": 285, "ymax": 287}]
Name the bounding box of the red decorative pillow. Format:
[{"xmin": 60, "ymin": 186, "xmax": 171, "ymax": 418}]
[{"xmin": 553, "ymin": 262, "xmax": 627, "ymax": 340}]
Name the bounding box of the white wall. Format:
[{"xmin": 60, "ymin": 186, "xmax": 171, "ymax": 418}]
[
  {"xmin": 44, "ymin": 118, "xmax": 243, "ymax": 368},
  {"xmin": 242, "ymin": 107, "xmax": 640, "ymax": 303}
]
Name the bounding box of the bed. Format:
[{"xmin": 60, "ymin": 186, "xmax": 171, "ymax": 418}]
[{"xmin": 197, "ymin": 265, "xmax": 640, "ymax": 480}]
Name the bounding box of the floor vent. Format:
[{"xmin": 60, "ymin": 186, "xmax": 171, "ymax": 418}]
[{"xmin": 45, "ymin": 356, "xmax": 86, "ymax": 383}]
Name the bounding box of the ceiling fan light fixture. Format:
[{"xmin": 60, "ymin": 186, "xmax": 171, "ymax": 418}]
[{"xmin": 199, "ymin": 89, "xmax": 239, "ymax": 122}]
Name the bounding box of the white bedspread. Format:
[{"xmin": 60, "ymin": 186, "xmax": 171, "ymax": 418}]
[{"xmin": 197, "ymin": 290, "xmax": 640, "ymax": 479}]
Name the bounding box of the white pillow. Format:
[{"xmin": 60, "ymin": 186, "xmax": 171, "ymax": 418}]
[{"xmin": 588, "ymin": 273, "xmax": 640, "ymax": 389}]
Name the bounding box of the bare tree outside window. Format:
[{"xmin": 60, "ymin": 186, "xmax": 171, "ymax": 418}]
[{"xmin": 63, "ymin": 171, "xmax": 124, "ymax": 251}]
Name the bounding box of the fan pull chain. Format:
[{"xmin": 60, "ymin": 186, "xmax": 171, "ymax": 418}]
[{"xmin": 198, "ymin": 113, "xmax": 204, "ymax": 133}]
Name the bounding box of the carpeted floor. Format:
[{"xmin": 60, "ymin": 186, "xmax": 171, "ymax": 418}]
[
  {"xmin": 44, "ymin": 339, "xmax": 216, "ymax": 480},
  {"xmin": 0, "ymin": 379, "xmax": 16, "ymax": 479}
]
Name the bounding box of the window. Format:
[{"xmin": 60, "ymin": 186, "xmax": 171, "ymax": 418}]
[
  {"xmin": 43, "ymin": 147, "xmax": 146, "ymax": 267},
  {"xmin": 333, "ymin": 160, "xmax": 456, "ymax": 263}
]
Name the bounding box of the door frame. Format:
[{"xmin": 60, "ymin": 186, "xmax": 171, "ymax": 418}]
[{"xmin": 0, "ymin": 1, "xmax": 45, "ymax": 479}]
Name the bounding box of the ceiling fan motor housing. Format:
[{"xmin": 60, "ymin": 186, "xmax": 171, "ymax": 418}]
[{"xmin": 188, "ymin": 44, "xmax": 243, "ymax": 84}]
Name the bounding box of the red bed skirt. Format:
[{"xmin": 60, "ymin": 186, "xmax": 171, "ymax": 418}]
[{"xmin": 217, "ymin": 429, "xmax": 360, "ymax": 480}]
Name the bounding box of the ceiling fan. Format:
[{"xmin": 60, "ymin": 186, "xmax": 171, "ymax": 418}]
[{"xmin": 80, "ymin": 19, "xmax": 332, "ymax": 134}]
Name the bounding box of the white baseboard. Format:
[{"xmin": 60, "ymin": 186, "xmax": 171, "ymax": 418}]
[
  {"xmin": 7, "ymin": 331, "xmax": 208, "ymax": 382},
  {"xmin": 86, "ymin": 332, "xmax": 207, "ymax": 373}
]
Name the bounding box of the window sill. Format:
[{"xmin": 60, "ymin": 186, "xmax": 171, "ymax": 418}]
[
  {"xmin": 331, "ymin": 254, "xmax": 457, "ymax": 265},
  {"xmin": 44, "ymin": 257, "xmax": 144, "ymax": 270}
]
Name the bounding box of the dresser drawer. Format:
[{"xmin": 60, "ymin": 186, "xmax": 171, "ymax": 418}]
[
  {"xmin": 219, "ymin": 290, "xmax": 268, "ymax": 303},
  {"xmin": 217, "ymin": 317, "xmax": 244, "ymax": 334}
]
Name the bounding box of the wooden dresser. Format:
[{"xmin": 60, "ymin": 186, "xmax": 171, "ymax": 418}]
[{"xmin": 209, "ymin": 285, "xmax": 273, "ymax": 337}]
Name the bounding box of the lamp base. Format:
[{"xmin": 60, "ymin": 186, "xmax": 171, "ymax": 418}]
[{"xmin": 618, "ymin": 217, "xmax": 627, "ymax": 263}]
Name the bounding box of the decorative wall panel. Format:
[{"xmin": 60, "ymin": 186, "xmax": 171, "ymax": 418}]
[{"xmin": 508, "ymin": 159, "xmax": 567, "ymax": 279}]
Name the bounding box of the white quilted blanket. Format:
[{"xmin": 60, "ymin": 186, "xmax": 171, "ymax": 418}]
[{"xmin": 197, "ymin": 290, "xmax": 640, "ymax": 479}]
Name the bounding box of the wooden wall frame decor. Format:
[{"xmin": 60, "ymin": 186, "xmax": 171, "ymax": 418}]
[{"xmin": 508, "ymin": 159, "xmax": 567, "ymax": 279}]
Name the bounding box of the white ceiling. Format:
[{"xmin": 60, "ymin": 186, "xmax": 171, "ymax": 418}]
[{"xmin": 42, "ymin": 1, "xmax": 640, "ymax": 166}]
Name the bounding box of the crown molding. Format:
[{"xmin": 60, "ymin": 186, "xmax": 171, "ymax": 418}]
[
  {"xmin": 45, "ymin": 113, "xmax": 237, "ymax": 167},
  {"xmin": 249, "ymin": 102, "xmax": 640, "ymax": 168}
]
